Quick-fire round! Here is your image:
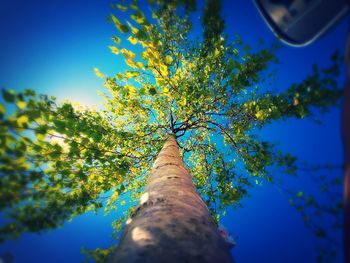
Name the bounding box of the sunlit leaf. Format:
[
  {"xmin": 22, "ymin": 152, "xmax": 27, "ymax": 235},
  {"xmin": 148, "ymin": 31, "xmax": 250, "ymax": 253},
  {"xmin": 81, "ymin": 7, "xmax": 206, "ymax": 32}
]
[
  {"xmin": 127, "ymin": 36, "xmax": 138, "ymax": 45},
  {"xmin": 94, "ymin": 68, "xmax": 104, "ymax": 78}
]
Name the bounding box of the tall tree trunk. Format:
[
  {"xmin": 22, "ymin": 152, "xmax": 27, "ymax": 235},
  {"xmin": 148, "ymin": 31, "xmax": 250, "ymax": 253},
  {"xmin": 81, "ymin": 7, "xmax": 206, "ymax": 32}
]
[{"xmin": 108, "ymin": 135, "xmax": 234, "ymax": 263}]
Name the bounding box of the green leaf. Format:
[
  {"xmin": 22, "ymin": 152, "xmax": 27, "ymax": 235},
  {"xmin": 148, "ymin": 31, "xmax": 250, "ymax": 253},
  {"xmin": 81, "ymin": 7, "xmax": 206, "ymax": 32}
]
[
  {"xmin": 0, "ymin": 103, "xmax": 5, "ymax": 118},
  {"xmin": 110, "ymin": 15, "xmax": 129, "ymax": 33},
  {"xmin": 116, "ymin": 4, "xmax": 128, "ymax": 12},
  {"xmin": 2, "ymin": 89, "xmax": 15, "ymax": 103},
  {"xmin": 117, "ymin": 24, "xmax": 129, "ymax": 34},
  {"xmin": 112, "ymin": 36, "xmax": 121, "ymax": 44},
  {"xmin": 135, "ymin": 28, "xmax": 147, "ymax": 41},
  {"xmin": 148, "ymin": 87, "xmax": 157, "ymax": 95},
  {"xmin": 131, "ymin": 11, "xmax": 147, "ymax": 25},
  {"xmin": 138, "ymin": 87, "xmax": 146, "ymax": 96},
  {"xmin": 53, "ymin": 119, "xmax": 66, "ymax": 132}
]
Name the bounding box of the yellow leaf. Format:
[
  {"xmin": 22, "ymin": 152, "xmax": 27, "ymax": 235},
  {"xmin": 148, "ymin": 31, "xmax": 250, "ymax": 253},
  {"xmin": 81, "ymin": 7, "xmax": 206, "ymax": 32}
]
[
  {"xmin": 162, "ymin": 87, "xmax": 171, "ymax": 98},
  {"xmin": 17, "ymin": 115, "xmax": 29, "ymax": 127},
  {"xmin": 175, "ymin": 68, "xmax": 182, "ymax": 77},
  {"xmin": 127, "ymin": 23, "xmax": 139, "ymax": 35},
  {"xmin": 94, "ymin": 68, "xmax": 104, "ymax": 78},
  {"xmin": 188, "ymin": 62, "xmax": 195, "ymax": 70},
  {"xmin": 204, "ymin": 65, "xmax": 210, "ymax": 76},
  {"xmin": 132, "ymin": 15, "xmax": 145, "ymax": 25},
  {"xmin": 127, "ymin": 36, "xmax": 138, "ymax": 45},
  {"xmin": 148, "ymin": 58, "xmax": 155, "ymax": 67},
  {"xmin": 36, "ymin": 133, "xmax": 46, "ymax": 141},
  {"xmin": 125, "ymin": 71, "xmax": 140, "ymax": 78},
  {"xmin": 97, "ymin": 176, "xmax": 104, "ymax": 183},
  {"xmin": 179, "ymin": 97, "xmax": 186, "ymax": 107},
  {"xmin": 255, "ymin": 110, "xmax": 265, "ymax": 120},
  {"xmin": 159, "ymin": 64, "xmax": 168, "ymax": 76},
  {"xmin": 16, "ymin": 101, "xmax": 27, "ymax": 109},
  {"xmin": 214, "ymin": 48, "xmax": 220, "ymax": 57},
  {"xmin": 120, "ymin": 48, "xmax": 136, "ymax": 60},
  {"xmin": 125, "ymin": 59, "xmax": 136, "ymax": 68},
  {"xmin": 111, "ymin": 191, "xmax": 119, "ymax": 201},
  {"xmin": 126, "ymin": 85, "xmax": 137, "ymax": 95},
  {"xmin": 141, "ymin": 50, "xmax": 150, "ymax": 60},
  {"xmin": 139, "ymin": 40, "xmax": 149, "ymax": 48},
  {"xmin": 109, "ymin": 46, "xmax": 119, "ymax": 55},
  {"xmin": 136, "ymin": 62, "xmax": 144, "ymax": 69},
  {"xmin": 107, "ymin": 191, "xmax": 119, "ymax": 206},
  {"xmin": 152, "ymin": 50, "xmax": 160, "ymax": 60},
  {"xmin": 165, "ymin": 55, "xmax": 173, "ymax": 65}
]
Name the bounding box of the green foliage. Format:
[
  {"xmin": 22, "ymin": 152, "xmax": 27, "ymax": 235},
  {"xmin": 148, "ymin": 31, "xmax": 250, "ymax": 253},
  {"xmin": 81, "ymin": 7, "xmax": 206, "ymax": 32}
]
[
  {"xmin": 0, "ymin": 89, "xmax": 149, "ymax": 242},
  {"xmin": 82, "ymin": 246, "xmax": 116, "ymax": 263},
  {"xmin": 286, "ymin": 164, "xmax": 344, "ymax": 262},
  {"xmin": 202, "ymin": 0, "xmax": 224, "ymax": 49},
  {"xmin": 0, "ymin": 0, "xmax": 344, "ymax": 262}
]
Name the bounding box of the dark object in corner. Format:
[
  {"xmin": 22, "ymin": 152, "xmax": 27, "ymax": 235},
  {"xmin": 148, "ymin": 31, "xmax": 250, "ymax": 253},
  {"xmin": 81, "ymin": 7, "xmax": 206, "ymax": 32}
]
[{"xmin": 254, "ymin": 0, "xmax": 349, "ymax": 46}]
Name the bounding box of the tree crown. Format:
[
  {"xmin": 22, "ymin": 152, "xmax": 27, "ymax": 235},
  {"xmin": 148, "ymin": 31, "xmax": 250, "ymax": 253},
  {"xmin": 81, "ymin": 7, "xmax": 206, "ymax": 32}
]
[{"xmin": 0, "ymin": 0, "xmax": 343, "ymax": 261}]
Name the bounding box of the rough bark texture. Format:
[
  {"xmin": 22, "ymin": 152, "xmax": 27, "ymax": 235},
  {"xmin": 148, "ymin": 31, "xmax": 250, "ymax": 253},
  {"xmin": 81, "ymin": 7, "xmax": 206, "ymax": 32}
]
[{"xmin": 108, "ymin": 135, "xmax": 234, "ymax": 263}]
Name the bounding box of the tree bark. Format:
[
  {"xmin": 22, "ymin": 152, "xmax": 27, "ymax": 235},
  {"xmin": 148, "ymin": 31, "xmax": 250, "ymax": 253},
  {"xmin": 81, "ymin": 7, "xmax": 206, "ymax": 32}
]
[{"xmin": 108, "ymin": 135, "xmax": 234, "ymax": 263}]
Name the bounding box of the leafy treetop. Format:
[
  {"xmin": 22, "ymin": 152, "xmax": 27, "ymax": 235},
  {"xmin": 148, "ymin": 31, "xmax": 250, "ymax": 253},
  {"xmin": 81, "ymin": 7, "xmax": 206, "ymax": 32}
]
[{"xmin": 0, "ymin": 0, "xmax": 343, "ymax": 261}]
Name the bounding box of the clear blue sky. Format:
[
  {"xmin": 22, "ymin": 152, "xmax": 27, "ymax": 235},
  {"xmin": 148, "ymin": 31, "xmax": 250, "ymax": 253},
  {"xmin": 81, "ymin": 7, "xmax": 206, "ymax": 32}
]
[{"xmin": 0, "ymin": 0, "xmax": 348, "ymax": 262}]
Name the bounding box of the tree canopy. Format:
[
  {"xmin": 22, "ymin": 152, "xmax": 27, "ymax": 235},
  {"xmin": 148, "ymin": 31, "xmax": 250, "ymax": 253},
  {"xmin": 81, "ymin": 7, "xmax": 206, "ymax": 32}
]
[{"xmin": 0, "ymin": 0, "xmax": 344, "ymax": 262}]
